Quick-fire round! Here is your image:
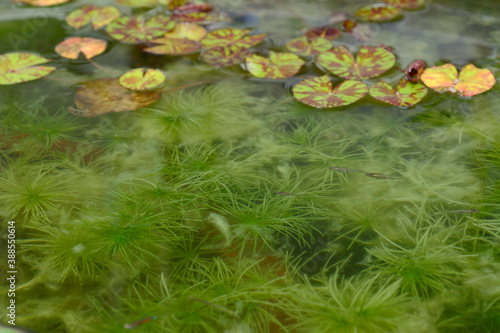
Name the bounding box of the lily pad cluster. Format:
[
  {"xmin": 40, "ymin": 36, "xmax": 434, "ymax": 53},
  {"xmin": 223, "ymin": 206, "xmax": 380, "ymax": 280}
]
[{"xmin": 6, "ymin": 0, "xmax": 497, "ymax": 113}]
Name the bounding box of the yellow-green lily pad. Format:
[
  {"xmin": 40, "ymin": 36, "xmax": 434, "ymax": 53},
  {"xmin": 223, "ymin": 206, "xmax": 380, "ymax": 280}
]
[
  {"xmin": 105, "ymin": 15, "xmax": 175, "ymax": 44},
  {"xmin": 286, "ymin": 36, "xmax": 332, "ymax": 57},
  {"xmin": 369, "ymin": 78, "xmax": 427, "ymax": 107},
  {"xmin": 66, "ymin": 5, "xmax": 120, "ymax": 30},
  {"xmin": 316, "ymin": 45, "xmax": 396, "ymax": 80},
  {"xmin": 0, "ymin": 52, "xmax": 56, "ymax": 85},
  {"xmin": 355, "ymin": 4, "xmax": 402, "ymax": 22},
  {"xmin": 13, "ymin": 0, "xmax": 70, "ymax": 6},
  {"xmin": 383, "ymin": 0, "xmax": 425, "ymax": 9},
  {"xmin": 246, "ymin": 52, "xmax": 304, "ymax": 79},
  {"xmin": 421, "ymin": 63, "xmax": 495, "ymax": 97},
  {"xmin": 144, "ymin": 38, "xmax": 200, "ymax": 55},
  {"xmin": 119, "ymin": 68, "xmax": 165, "ymax": 91},
  {"xmin": 201, "ymin": 45, "xmax": 251, "ymax": 68},
  {"xmin": 200, "ymin": 28, "xmax": 266, "ymax": 50},
  {"xmin": 293, "ymin": 75, "xmax": 368, "ymax": 108},
  {"xmin": 163, "ymin": 22, "xmax": 207, "ymax": 41}
]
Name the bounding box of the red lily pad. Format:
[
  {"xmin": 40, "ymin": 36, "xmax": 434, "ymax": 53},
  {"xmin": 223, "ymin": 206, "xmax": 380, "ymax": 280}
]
[
  {"xmin": 246, "ymin": 52, "xmax": 304, "ymax": 79},
  {"xmin": 69, "ymin": 78, "xmax": 161, "ymax": 117},
  {"xmin": 420, "ymin": 64, "xmax": 495, "ymax": 97},
  {"xmin": 13, "ymin": 0, "xmax": 70, "ymax": 6},
  {"xmin": 316, "ymin": 45, "xmax": 396, "ymax": 80},
  {"xmin": 286, "ymin": 36, "xmax": 332, "ymax": 57},
  {"xmin": 0, "ymin": 52, "xmax": 56, "ymax": 85},
  {"xmin": 144, "ymin": 38, "xmax": 200, "ymax": 55},
  {"xmin": 200, "ymin": 28, "xmax": 266, "ymax": 50},
  {"xmin": 66, "ymin": 5, "xmax": 120, "ymax": 30},
  {"xmin": 55, "ymin": 37, "xmax": 107, "ymax": 60},
  {"xmin": 383, "ymin": 0, "xmax": 425, "ymax": 9},
  {"xmin": 369, "ymin": 78, "xmax": 427, "ymax": 107},
  {"xmin": 163, "ymin": 22, "xmax": 207, "ymax": 41},
  {"xmin": 292, "ymin": 75, "xmax": 368, "ymax": 108},
  {"xmin": 119, "ymin": 68, "xmax": 165, "ymax": 90},
  {"xmin": 201, "ymin": 45, "xmax": 251, "ymax": 68},
  {"xmin": 355, "ymin": 4, "xmax": 402, "ymax": 22},
  {"xmin": 105, "ymin": 15, "xmax": 175, "ymax": 44},
  {"xmin": 305, "ymin": 26, "xmax": 341, "ymax": 41}
]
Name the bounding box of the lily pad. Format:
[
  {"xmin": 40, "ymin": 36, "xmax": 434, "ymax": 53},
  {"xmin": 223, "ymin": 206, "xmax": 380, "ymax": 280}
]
[
  {"xmin": 0, "ymin": 52, "xmax": 56, "ymax": 85},
  {"xmin": 66, "ymin": 5, "xmax": 120, "ymax": 30},
  {"xmin": 355, "ymin": 4, "xmax": 402, "ymax": 22},
  {"xmin": 383, "ymin": 0, "xmax": 425, "ymax": 9},
  {"xmin": 305, "ymin": 26, "xmax": 341, "ymax": 41},
  {"xmin": 369, "ymin": 78, "xmax": 427, "ymax": 107},
  {"xmin": 292, "ymin": 75, "xmax": 368, "ymax": 108},
  {"xmin": 13, "ymin": 0, "xmax": 70, "ymax": 6},
  {"xmin": 69, "ymin": 78, "xmax": 161, "ymax": 117},
  {"xmin": 166, "ymin": 0, "xmax": 188, "ymax": 10},
  {"xmin": 201, "ymin": 45, "xmax": 251, "ymax": 68},
  {"xmin": 246, "ymin": 52, "xmax": 304, "ymax": 79},
  {"xmin": 316, "ymin": 45, "xmax": 396, "ymax": 80},
  {"xmin": 286, "ymin": 36, "xmax": 332, "ymax": 57},
  {"xmin": 119, "ymin": 68, "xmax": 165, "ymax": 90},
  {"xmin": 163, "ymin": 22, "xmax": 207, "ymax": 41},
  {"xmin": 200, "ymin": 28, "xmax": 266, "ymax": 50},
  {"xmin": 55, "ymin": 37, "xmax": 107, "ymax": 60},
  {"xmin": 420, "ymin": 63, "xmax": 495, "ymax": 97},
  {"xmin": 105, "ymin": 15, "xmax": 175, "ymax": 44},
  {"xmin": 144, "ymin": 38, "xmax": 200, "ymax": 55},
  {"xmin": 114, "ymin": 0, "xmax": 166, "ymax": 7},
  {"xmin": 171, "ymin": 11, "xmax": 222, "ymax": 24},
  {"xmin": 343, "ymin": 19, "xmax": 357, "ymax": 33}
]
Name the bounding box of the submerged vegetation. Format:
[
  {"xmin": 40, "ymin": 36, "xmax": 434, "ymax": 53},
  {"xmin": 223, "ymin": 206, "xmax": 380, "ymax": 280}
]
[{"xmin": 1, "ymin": 0, "xmax": 500, "ymax": 332}]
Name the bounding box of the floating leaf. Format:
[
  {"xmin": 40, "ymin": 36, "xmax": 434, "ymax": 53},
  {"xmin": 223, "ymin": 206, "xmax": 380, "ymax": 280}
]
[
  {"xmin": 70, "ymin": 78, "xmax": 161, "ymax": 117},
  {"xmin": 55, "ymin": 37, "xmax": 107, "ymax": 60},
  {"xmin": 114, "ymin": 0, "xmax": 165, "ymax": 7},
  {"xmin": 144, "ymin": 38, "xmax": 199, "ymax": 55},
  {"xmin": 343, "ymin": 19, "xmax": 357, "ymax": 33},
  {"xmin": 119, "ymin": 68, "xmax": 165, "ymax": 90},
  {"xmin": 13, "ymin": 0, "xmax": 70, "ymax": 6},
  {"xmin": 174, "ymin": 3, "xmax": 213, "ymax": 12},
  {"xmin": 200, "ymin": 28, "xmax": 266, "ymax": 50},
  {"xmin": 383, "ymin": 0, "xmax": 425, "ymax": 9},
  {"xmin": 246, "ymin": 52, "xmax": 304, "ymax": 79},
  {"xmin": 292, "ymin": 75, "xmax": 368, "ymax": 108},
  {"xmin": 163, "ymin": 22, "xmax": 207, "ymax": 41},
  {"xmin": 66, "ymin": 5, "xmax": 120, "ymax": 30},
  {"xmin": 202, "ymin": 45, "xmax": 251, "ymax": 68},
  {"xmin": 316, "ymin": 45, "xmax": 396, "ymax": 80},
  {"xmin": 105, "ymin": 15, "xmax": 175, "ymax": 44},
  {"xmin": 355, "ymin": 4, "xmax": 402, "ymax": 22},
  {"xmin": 420, "ymin": 63, "xmax": 495, "ymax": 97},
  {"xmin": 171, "ymin": 11, "xmax": 222, "ymax": 24},
  {"xmin": 305, "ymin": 26, "xmax": 341, "ymax": 41},
  {"xmin": 369, "ymin": 78, "xmax": 427, "ymax": 107},
  {"xmin": 286, "ymin": 36, "xmax": 332, "ymax": 57},
  {"xmin": 0, "ymin": 52, "xmax": 56, "ymax": 85},
  {"xmin": 166, "ymin": 0, "xmax": 188, "ymax": 10}
]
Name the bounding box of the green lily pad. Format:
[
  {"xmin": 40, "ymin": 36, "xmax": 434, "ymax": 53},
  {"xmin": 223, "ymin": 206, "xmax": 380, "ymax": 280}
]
[
  {"xmin": 166, "ymin": 0, "xmax": 188, "ymax": 10},
  {"xmin": 200, "ymin": 28, "xmax": 266, "ymax": 50},
  {"xmin": 105, "ymin": 15, "xmax": 175, "ymax": 44},
  {"xmin": 246, "ymin": 52, "xmax": 304, "ymax": 79},
  {"xmin": 201, "ymin": 45, "xmax": 251, "ymax": 68},
  {"xmin": 316, "ymin": 45, "xmax": 396, "ymax": 80},
  {"xmin": 144, "ymin": 38, "xmax": 200, "ymax": 55},
  {"xmin": 0, "ymin": 52, "xmax": 56, "ymax": 85},
  {"xmin": 292, "ymin": 75, "xmax": 368, "ymax": 108},
  {"xmin": 305, "ymin": 26, "xmax": 341, "ymax": 41},
  {"xmin": 355, "ymin": 4, "xmax": 402, "ymax": 22},
  {"xmin": 66, "ymin": 5, "xmax": 120, "ymax": 30},
  {"xmin": 69, "ymin": 78, "xmax": 161, "ymax": 117},
  {"xmin": 286, "ymin": 36, "xmax": 332, "ymax": 57},
  {"xmin": 55, "ymin": 37, "xmax": 107, "ymax": 60},
  {"xmin": 119, "ymin": 68, "xmax": 165, "ymax": 90},
  {"xmin": 383, "ymin": 0, "xmax": 425, "ymax": 9},
  {"xmin": 369, "ymin": 78, "xmax": 427, "ymax": 107},
  {"xmin": 420, "ymin": 63, "xmax": 495, "ymax": 97},
  {"xmin": 13, "ymin": 0, "xmax": 70, "ymax": 6},
  {"xmin": 114, "ymin": 0, "xmax": 166, "ymax": 7}
]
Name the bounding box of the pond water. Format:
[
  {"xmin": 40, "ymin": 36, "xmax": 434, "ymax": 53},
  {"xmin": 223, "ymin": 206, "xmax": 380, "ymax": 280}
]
[{"xmin": 1, "ymin": 0, "xmax": 500, "ymax": 332}]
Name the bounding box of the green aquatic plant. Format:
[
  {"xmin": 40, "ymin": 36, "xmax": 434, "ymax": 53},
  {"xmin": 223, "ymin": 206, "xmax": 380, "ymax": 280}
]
[
  {"xmin": 0, "ymin": 165, "xmax": 76, "ymax": 221},
  {"xmin": 289, "ymin": 273, "xmax": 409, "ymax": 333},
  {"xmin": 367, "ymin": 226, "xmax": 470, "ymax": 298},
  {"xmin": 137, "ymin": 81, "xmax": 264, "ymax": 144}
]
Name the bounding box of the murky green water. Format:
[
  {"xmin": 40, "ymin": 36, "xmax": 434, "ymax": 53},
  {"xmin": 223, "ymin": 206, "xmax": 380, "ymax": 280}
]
[{"xmin": 1, "ymin": 0, "xmax": 500, "ymax": 332}]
